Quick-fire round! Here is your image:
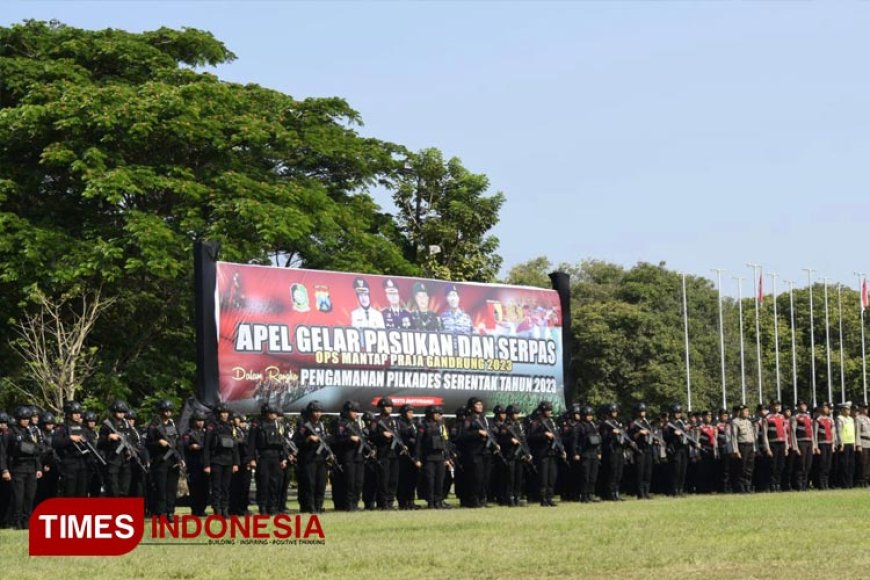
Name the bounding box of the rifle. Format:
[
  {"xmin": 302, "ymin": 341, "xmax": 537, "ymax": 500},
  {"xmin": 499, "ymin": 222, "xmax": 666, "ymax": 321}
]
[
  {"xmin": 505, "ymin": 422, "xmax": 537, "ymax": 473},
  {"xmin": 540, "ymin": 418, "xmax": 568, "ymax": 463},
  {"xmin": 156, "ymin": 420, "xmax": 183, "ymax": 467},
  {"xmin": 474, "ymin": 417, "xmax": 507, "ymax": 465},
  {"xmin": 604, "ymin": 420, "xmax": 639, "ymax": 452},
  {"xmin": 348, "ymin": 421, "xmax": 376, "ymax": 462},
  {"xmin": 102, "ymin": 419, "xmax": 148, "ymax": 474},
  {"xmin": 667, "ymin": 422, "xmax": 700, "ymax": 449},
  {"xmin": 377, "ymin": 417, "xmax": 410, "ymax": 457},
  {"xmin": 303, "ymin": 421, "xmax": 343, "ymax": 473},
  {"xmin": 77, "ymin": 437, "xmax": 107, "ymax": 467}
]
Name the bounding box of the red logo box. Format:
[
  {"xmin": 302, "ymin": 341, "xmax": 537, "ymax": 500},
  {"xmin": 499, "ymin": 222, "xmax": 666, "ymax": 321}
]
[{"xmin": 30, "ymin": 497, "xmax": 145, "ymax": 556}]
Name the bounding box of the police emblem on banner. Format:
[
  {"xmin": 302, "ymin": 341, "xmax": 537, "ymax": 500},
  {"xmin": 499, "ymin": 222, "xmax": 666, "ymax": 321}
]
[
  {"xmin": 291, "ymin": 284, "xmax": 310, "ymax": 312},
  {"xmin": 314, "ymin": 285, "xmax": 332, "ymax": 313}
]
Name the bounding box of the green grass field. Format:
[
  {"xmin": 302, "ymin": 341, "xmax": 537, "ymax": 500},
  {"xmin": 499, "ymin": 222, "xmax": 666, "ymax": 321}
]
[{"xmin": 3, "ymin": 490, "xmax": 870, "ymax": 579}]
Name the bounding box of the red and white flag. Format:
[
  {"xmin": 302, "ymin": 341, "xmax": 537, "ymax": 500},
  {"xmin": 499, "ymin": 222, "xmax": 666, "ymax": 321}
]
[{"xmin": 862, "ymin": 277, "xmax": 868, "ymax": 312}]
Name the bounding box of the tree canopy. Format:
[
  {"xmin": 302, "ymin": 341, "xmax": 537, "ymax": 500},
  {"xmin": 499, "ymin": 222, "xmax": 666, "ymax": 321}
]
[{"xmin": 0, "ymin": 21, "xmax": 504, "ymax": 410}]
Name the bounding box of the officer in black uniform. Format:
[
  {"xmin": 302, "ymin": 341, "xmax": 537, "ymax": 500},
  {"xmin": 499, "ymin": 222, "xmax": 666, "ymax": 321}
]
[
  {"xmin": 332, "ymin": 401, "xmax": 367, "ymax": 511},
  {"xmin": 247, "ymin": 404, "xmax": 287, "ymax": 514},
  {"xmin": 0, "ymin": 406, "xmax": 43, "ymax": 529},
  {"xmin": 360, "ymin": 412, "xmax": 379, "ymax": 510},
  {"xmin": 204, "ymin": 403, "xmax": 239, "ymax": 516},
  {"xmin": 576, "ymin": 405, "xmax": 601, "ymax": 503},
  {"xmin": 559, "ymin": 404, "xmax": 582, "ymax": 502},
  {"xmin": 35, "ymin": 411, "xmax": 58, "ymax": 506},
  {"xmin": 81, "ymin": 410, "xmax": 103, "ymax": 497},
  {"xmin": 459, "ymin": 397, "xmax": 492, "ymax": 508},
  {"xmin": 126, "ymin": 409, "xmax": 149, "ymax": 501},
  {"xmin": 146, "ymin": 400, "xmax": 184, "ymax": 521},
  {"xmin": 527, "ymin": 401, "xmax": 563, "ymax": 507},
  {"xmin": 370, "ymin": 397, "xmax": 403, "ymax": 509},
  {"xmin": 229, "ymin": 413, "xmax": 252, "ymax": 516},
  {"xmin": 396, "ymin": 404, "xmax": 419, "ymax": 510},
  {"xmin": 600, "ymin": 403, "xmax": 626, "ymax": 501},
  {"xmin": 414, "ymin": 405, "xmax": 451, "ymax": 509},
  {"xmin": 497, "ymin": 404, "xmax": 529, "ymax": 506},
  {"xmin": 0, "ymin": 411, "xmax": 11, "ymax": 528},
  {"xmin": 98, "ymin": 401, "xmax": 134, "ymax": 497},
  {"xmin": 52, "ymin": 400, "xmax": 90, "ymax": 497},
  {"xmin": 294, "ymin": 401, "xmax": 329, "ymax": 513},
  {"xmin": 628, "ymin": 403, "xmax": 654, "ymax": 500},
  {"xmin": 182, "ymin": 411, "xmax": 208, "ymax": 516},
  {"xmin": 449, "ymin": 407, "xmax": 468, "ymax": 505},
  {"xmin": 664, "ymin": 404, "xmax": 690, "ymax": 497}
]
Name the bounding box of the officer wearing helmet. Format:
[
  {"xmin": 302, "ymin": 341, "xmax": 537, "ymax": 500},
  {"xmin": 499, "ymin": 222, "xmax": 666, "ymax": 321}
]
[
  {"xmin": 125, "ymin": 409, "xmax": 149, "ymax": 501},
  {"xmin": 575, "ymin": 405, "xmax": 601, "ymax": 503},
  {"xmin": 98, "ymin": 401, "xmax": 134, "ymax": 497},
  {"xmin": 458, "ymin": 397, "xmax": 494, "ymax": 508},
  {"xmin": 497, "ymin": 404, "xmax": 529, "ymax": 507},
  {"xmin": 293, "ymin": 400, "xmax": 329, "ymax": 513},
  {"xmin": 204, "ymin": 403, "xmax": 239, "ymax": 516},
  {"xmin": 628, "ymin": 403, "xmax": 655, "ymax": 499},
  {"xmin": 370, "ymin": 397, "xmax": 404, "ymax": 509},
  {"xmin": 146, "ymin": 399, "xmax": 184, "ymax": 521},
  {"xmin": 0, "ymin": 410, "xmax": 10, "ymax": 526},
  {"xmin": 247, "ymin": 403, "xmax": 287, "ymax": 515},
  {"xmin": 396, "ymin": 404, "xmax": 420, "ymax": 510},
  {"xmin": 34, "ymin": 411, "xmax": 58, "ymax": 507},
  {"xmin": 360, "ymin": 411, "xmax": 380, "ymax": 510},
  {"xmin": 0, "ymin": 406, "xmax": 43, "ymax": 528},
  {"xmin": 599, "ymin": 403, "xmax": 626, "ymax": 501},
  {"xmin": 332, "ymin": 400, "xmax": 366, "ymax": 511},
  {"xmin": 183, "ymin": 410, "xmax": 208, "ymax": 516},
  {"xmin": 229, "ymin": 413, "xmax": 252, "ymax": 516},
  {"xmin": 414, "ymin": 405, "xmax": 451, "ymax": 509},
  {"xmin": 558, "ymin": 403, "xmax": 582, "ymax": 502},
  {"xmin": 52, "ymin": 400, "xmax": 90, "ymax": 497},
  {"xmin": 527, "ymin": 400, "xmax": 563, "ymax": 507},
  {"xmin": 663, "ymin": 403, "xmax": 691, "ymax": 497}
]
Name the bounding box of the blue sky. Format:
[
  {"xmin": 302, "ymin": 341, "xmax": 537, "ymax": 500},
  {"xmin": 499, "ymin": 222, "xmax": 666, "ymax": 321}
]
[{"xmin": 4, "ymin": 2, "xmax": 870, "ymax": 295}]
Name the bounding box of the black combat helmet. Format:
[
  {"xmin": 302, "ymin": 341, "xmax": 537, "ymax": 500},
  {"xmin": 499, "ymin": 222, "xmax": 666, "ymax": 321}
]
[
  {"xmin": 306, "ymin": 400, "xmax": 323, "ymax": 414},
  {"xmin": 505, "ymin": 405, "xmax": 520, "ymax": 416},
  {"xmin": 191, "ymin": 411, "xmax": 207, "ymax": 423},
  {"xmin": 342, "ymin": 400, "xmax": 361, "ymax": 413},
  {"xmin": 63, "ymin": 400, "xmax": 83, "ymax": 415},
  {"xmin": 607, "ymin": 403, "xmax": 618, "ymax": 414},
  {"xmin": 83, "ymin": 410, "xmax": 97, "ymax": 422},
  {"xmin": 377, "ymin": 397, "xmax": 394, "ymax": 409},
  {"xmin": 492, "ymin": 405, "xmax": 506, "ymax": 415},
  {"xmin": 14, "ymin": 406, "xmax": 31, "ymax": 420},
  {"xmin": 261, "ymin": 403, "xmax": 279, "ymax": 415},
  {"xmin": 400, "ymin": 404, "xmax": 414, "ymax": 415},
  {"xmin": 155, "ymin": 399, "xmax": 174, "ymax": 412},
  {"xmin": 214, "ymin": 402, "xmax": 230, "ymax": 414},
  {"xmin": 634, "ymin": 402, "xmax": 647, "ymax": 413},
  {"xmin": 670, "ymin": 404, "xmax": 683, "ymax": 414},
  {"xmin": 40, "ymin": 411, "xmax": 56, "ymax": 425},
  {"xmin": 0, "ymin": 411, "xmax": 10, "ymax": 424},
  {"xmin": 425, "ymin": 405, "xmax": 443, "ymax": 416},
  {"xmin": 110, "ymin": 401, "xmax": 130, "ymax": 414},
  {"xmin": 582, "ymin": 405, "xmax": 594, "ymax": 417}
]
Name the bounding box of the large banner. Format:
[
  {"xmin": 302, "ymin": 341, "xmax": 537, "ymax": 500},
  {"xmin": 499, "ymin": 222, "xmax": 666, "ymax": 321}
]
[{"xmin": 215, "ymin": 263, "xmax": 565, "ymax": 413}]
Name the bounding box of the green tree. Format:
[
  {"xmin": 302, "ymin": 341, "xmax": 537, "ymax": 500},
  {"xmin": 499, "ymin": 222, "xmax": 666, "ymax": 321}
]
[
  {"xmin": 392, "ymin": 148, "xmax": 505, "ymax": 282},
  {"xmin": 0, "ymin": 21, "xmax": 419, "ymax": 407}
]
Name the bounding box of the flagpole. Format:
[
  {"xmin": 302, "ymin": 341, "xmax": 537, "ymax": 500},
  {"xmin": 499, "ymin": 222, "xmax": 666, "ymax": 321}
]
[
  {"xmin": 855, "ymin": 272, "xmax": 868, "ymax": 405},
  {"xmin": 747, "ymin": 263, "xmax": 763, "ymax": 404},
  {"xmin": 786, "ymin": 280, "xmax": 798, "ymax": 406},
  {"xmin": 802, "ymin": 268, "xmax": 817, "ymax": 408},
  {"xmin": 735, "ymin": 276, "xmax": 747, "ymax": 405},
  {"xmin": 769, "ymin": 272, "xmax": 781, "ymax": 402},
  {"xmin": 823, "ymin": 278, "xmax": 833, "ymax": 404},
  {"xmin": 682, "ymin": 273, "xmax": 691, "ymax": 411},
  {"xmin": 837, "ymin": 283, "xmax": 846, "ymax": 404},
  {"xmin": 712, "ymin": 268, "xmax": 727, "ymax": 409}
]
